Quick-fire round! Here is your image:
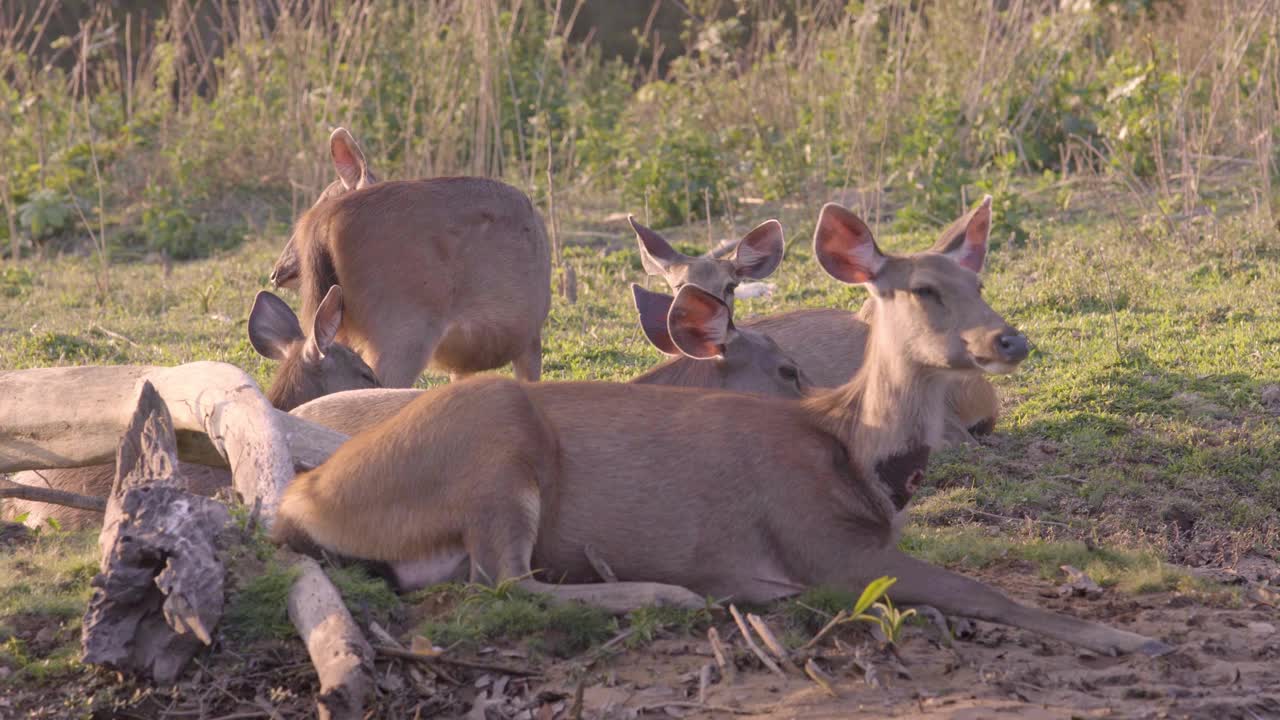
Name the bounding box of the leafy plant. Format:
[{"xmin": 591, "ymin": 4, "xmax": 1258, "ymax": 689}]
[
  {"xmin": 844, "ymin": 576, "xmax": 916, "ymax": 647},
  {"xmin": 17, "ymin": 189, "xmax": 72, "ymax": 240}
]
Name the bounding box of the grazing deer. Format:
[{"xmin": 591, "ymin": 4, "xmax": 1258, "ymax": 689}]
[
  {"xmin": 635, "ymin": 199, "xmax": 1001, "ymax": 444},
  {"xmin": 2, "ymin": 287, "xmax": 378, "ymax": 530},
  {"xmin": 271, "ymin": 128, "xmax": 380, "ymax": 289},
  {"xmin": 287, "ymin": 178, "xmax": 551, "ymax": 387},
  {"xmin": 273, "ymin": 204, "xmax": 1167, "ymax": 657}
]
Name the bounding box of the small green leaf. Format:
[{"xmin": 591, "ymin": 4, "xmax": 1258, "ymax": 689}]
[{"xmin": 852, "ymin": 576, "xmax": 896, "ymax": 616}]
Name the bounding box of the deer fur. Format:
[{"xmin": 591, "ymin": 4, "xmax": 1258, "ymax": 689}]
[
  {"xmin": 290, "ymin": 178, "xmax": 551, "ymax": 387},
  {"xmin": 271, "ymin": 128, "xmax": 380, "ymax": 289},
  {"xmin": 273, "ymin": 203, "xmax": 1167, "ymax": 657},
  {"xmin": 636, "ymin": 199, "xmax": 1002, "ymax": 444},
  {"xmin": 2, "ymin": 287, "xmax": 378, "ymax": 530}
]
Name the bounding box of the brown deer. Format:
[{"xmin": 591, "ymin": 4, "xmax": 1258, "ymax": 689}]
[
  {"xmin": 628, "ymin": 284, "xmax": 808, "ymax": 397},
  {"xmin": 271, "ymin": 128, "xmax": 380, "ymax": 289},
  {"xmin": 633, "ymin": 216, "xmax": 785, "ymax": 302},
  {"xmin": 287, "ymin": 282, "xmax": 810, "ymax": 435},
  {"xmin": 636, "ymin": 199, "xmax": 1001, "ymax": 444},
  {"xmin": 272, "ymin": 204, "xmax": 1167, "ymax": 657},
  {"xmin": 2, "ymin": 287, "xmax": 379, "ymax": 530},
  {"xmin": 287, "ymin": 178, "xmax": 551, "ymax": 387}
]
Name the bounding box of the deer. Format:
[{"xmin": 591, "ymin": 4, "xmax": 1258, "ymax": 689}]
[
  {"xmin": 287, "ymin": 281, "xmax": 810, "ymax": 436},
  {"xmin": 633, "ymin": 198, "xmax": 1001, "ymax": 444},
  {"xmin": 285, "ymin": 177, "xmax": 552, "ymax": 387},
  {"xmin": 2, "ymin": 286, "xmax": 379, "ymax": 530},
  {"xmin": 271, "ymin": 203, "xmax": 1169, "ymax": 657},
  {"xmin": 271, "ymin": 127, "xmax": 379, "ymax": 289}
]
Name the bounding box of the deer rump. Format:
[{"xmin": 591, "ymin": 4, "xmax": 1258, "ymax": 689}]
[{"xmin": 292, "ymin": 178, "xmax": 552, "ymax": 387}]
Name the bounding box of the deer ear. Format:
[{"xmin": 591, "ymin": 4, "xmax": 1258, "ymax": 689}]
[
  {"xmin": 630, "ymin": 215, "xmax": 686, "ymax": 277},
  {"xmin": 305, "ymin": 285, "xmax": 345, "ymax": 362},
  {"xmin": 248, "ymin": 291, "xmax": 304, "ymax": 361},
  {"xmin": 668, "ymin": 285, "xmax": 732, "ymax": 360},
  {"xmin": 733, "ymin": 219, "xmax": 785, "ymax": 279},
  {"xmin": 631, "ymin": 284, "xmax": 679, "ymax": 355},
  {"xmin": 932, "ymin": 195, "xmax": 990, "ymax": 273},
  {"xmin": 330, "ymin": 127, "xmax": 369, "ymax": 190},
  {"xmin": 813, "ymin": 204, "xmax": 886, "ymax": 285}
]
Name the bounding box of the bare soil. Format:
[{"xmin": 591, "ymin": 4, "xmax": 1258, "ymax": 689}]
[{"xmin": 5, "ymin": 555, "xmax": 1277, "ymax": 719}]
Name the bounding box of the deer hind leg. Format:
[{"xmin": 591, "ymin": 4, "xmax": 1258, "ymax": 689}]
[
  {"xmin": 463, "ymin": 486, "xmax": 705, "ymax": 614},
  {"xmin": 947, "ymin": 376, "xmax": 999, "ymax": 437},
  {"xmin": 511, "ymin": 335, "xmax": 542, "ymax": 382},
  {"xmin": 851, "ymin": 549, "xmax": 1170, "ymax": 657}
]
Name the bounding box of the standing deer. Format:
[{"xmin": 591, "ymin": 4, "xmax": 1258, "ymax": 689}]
[
  {"xmin": 272, "ymin": 204, "xmax": 1167, "ymax": 657},
  {"xmin": 287, "ymin": 282, "xmax": 810, "ymax": 436},
  {"xmin": 633, "ymin": 198, "xmax": 1001, "ymax": 443},
  {"xmin": 2, "ymin": 287, "xmax": 378, "ymax": 530},
  {"xmin": 287, "ymin": 178, "xmax": 551, "ymax": 387},
  {"xmin": 271, "ymin": 128, "xmax": 380, "ymax": 289}
]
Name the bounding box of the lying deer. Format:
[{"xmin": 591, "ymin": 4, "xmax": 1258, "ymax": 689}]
[
  {"xmin": 271, "ymin": 127, "xmax": 379, "ymax": 289},
  {"xmin": 634, "ymin": 199, "xmax": 1000, "ymax": 443},
  {"xmin": 2, "ymin": 287, "xmax": 378, "ymax": 530},
  {"xmin": 273, "ymin": 204, "xmax": 1167, "ymax": 656},
  {"xmin": 287, "ymin": 178, "xmax": 551, "ymax": 386},
  {"xmin": 288, "ymin": 281, "xmax": 809, "ymax": 434}
]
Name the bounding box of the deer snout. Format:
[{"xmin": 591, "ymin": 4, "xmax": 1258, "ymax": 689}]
[{"xmin": 993, "ymin": 329, "xmax": 1029, "ymax": 364}]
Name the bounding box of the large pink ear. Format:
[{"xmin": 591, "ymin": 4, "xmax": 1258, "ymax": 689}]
[
  {"xmin": 668, "ymin": 285, "xmax": 732, "ymax": 360},
  {"xmin": 305, "ymin": 285, "xmax": 344, "ymax": 362},
  {"xmin": 813, "ymin": 203, "xmax": 886, "ymax": 285},
  {"xmin": 630, "ymin": 215, "xmax": 688, "ymax": 277},
  {"xmin": 330, "ymin": 128, "xmax": 368, "ymax": 190},
  {"xmin": 932, "ymin": 195, "xmax": 990, "ymax": 273},
  {"xmin": 732, "ymin": 219, "xmax": 785, "ymax": 279},
  {"xmin": 248, "ymin": 291, "xmax": 304, "ymax": 360},
  {"xmin": 631, "ymin": 284, "xmax": 679, "ymax": 355}
]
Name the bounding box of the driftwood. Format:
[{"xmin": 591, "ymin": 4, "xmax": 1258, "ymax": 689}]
[
  {"xmin": 0, "ymin": 362, "xmax": 347, "ymax": 522},
  {"xmin": 286, "ymin": 553, "xmax": 376, "ymax": 720},
  {"xmin": 0, "ymin": 474, "xmax": 107, "ymax": 512},
  {"xmin": 81, "ymin": 381, "xmax": 231, "ymax": 683},
  {"xmin": 0, "ymin": 364, "xmax": 373, "ymax": 717}
]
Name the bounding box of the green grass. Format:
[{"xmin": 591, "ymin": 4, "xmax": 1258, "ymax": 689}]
[
  {"xmin": 222, "ymin": 560, "xmax": 301, "ymax": 644},
  {"xmin": 0, "ymin": 529, "xmax": 97, "ymax": 685},
  {"xmin": 416, "ymin": 583, "xmax": 615, "ymax": 658}
]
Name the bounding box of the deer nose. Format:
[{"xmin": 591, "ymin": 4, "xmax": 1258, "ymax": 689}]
[{"xmin": 995, "ymin": 331, "xmax": 1029, "ymax": 364}]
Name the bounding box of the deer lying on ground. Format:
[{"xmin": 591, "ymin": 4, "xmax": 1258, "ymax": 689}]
[
  {"xmin": 634, "ymin": 199, "xmax": 1000, "ymax": 444},
  {"xmin": 2, "ymin": 287, "xmax": 378, "ymax": 530},
  {"xmin": 287, "ymin": 178, "xmax": 552, "ymax": 386},
  {"xmin": 271, "ymin": 128, "xmax": 379, "ymax": 289},
  {"xmin": 288, "ymin": 281, "xmax": 810, "ymax": 435},
  {"xmin": 273, "ymin": 204, "xmax": 1167, "ymax": 657}
]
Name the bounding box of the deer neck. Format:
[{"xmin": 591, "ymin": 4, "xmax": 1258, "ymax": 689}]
[{"xmin": 805, "ymin": 303, "xmax": 950, "ymax": 508}]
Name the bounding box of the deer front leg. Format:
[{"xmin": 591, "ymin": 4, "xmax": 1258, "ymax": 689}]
[
  {"xmin": 851, "ymin": 549, "xmax": 1171, "ymax": 657},
  {"xmin": 464, "ymin": 488, "xmax": 706, "ymax": 615}
]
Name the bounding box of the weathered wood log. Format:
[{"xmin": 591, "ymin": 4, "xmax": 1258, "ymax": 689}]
[
  {"xmin": 81, "ymin": 381, "xmax": 231, "ymax": 683},
  {"xmin": 0, "ymin": 363, "xmax": 347, "ymax": 521},
  {"xmin": 286, "ymin": 553, "xmax": 376, "ymax": 720},
  {"xmin": 0, "ymin": 474, "xmax": 107, "ymax": 513},
  {"xmin": 2, "ymin": 363, "xmax": 373, "ymax": 715}
]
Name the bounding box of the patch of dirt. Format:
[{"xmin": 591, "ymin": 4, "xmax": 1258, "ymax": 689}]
[{"xmin": 5, "ymin": 562, "xmax": 1280, "ymax": 719}]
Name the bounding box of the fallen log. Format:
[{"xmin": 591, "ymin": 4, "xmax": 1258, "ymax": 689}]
[
  {"xmin": 286, "ymin": 553, "xmax": 376, "ymax": 720},
  {"xmin": 81, "ymin": 381, "xmax": 231, "ymax": 683},
  {"xmin": 0, "ymin": 363, "xmax": 347, "ymax": 521},
  {"xmin": 2, "ymin": 363, "xmax": 375, "ymax": 716}
]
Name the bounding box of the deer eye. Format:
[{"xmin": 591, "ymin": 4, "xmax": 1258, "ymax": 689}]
[
  {"xmin": 725, "ymin": 282, "xmax": 739, "ymax": 296},
  {"xmin": 911, "ymin": 286, "xmax": 942, "ymax": 304},
  {"xmin": 778, "ymin": 365, "xmax": 799, "ymax": 382}
]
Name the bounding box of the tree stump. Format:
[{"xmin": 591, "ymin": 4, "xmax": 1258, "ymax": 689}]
[{"xmin": 81, "ymin": 381, "xmax": 231, "ymax": 683}]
